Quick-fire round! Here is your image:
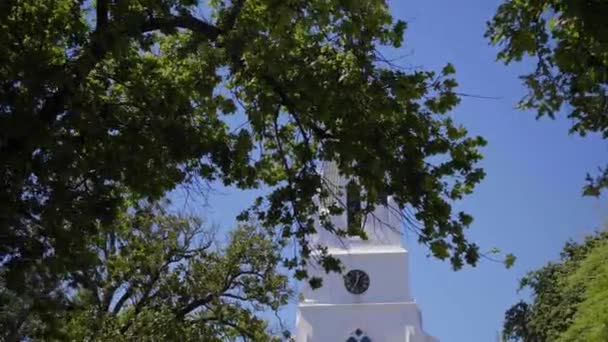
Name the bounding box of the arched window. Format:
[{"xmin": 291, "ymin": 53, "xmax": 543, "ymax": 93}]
[{"xmin": 346, "ymin": 328, "xmax": 372, "ymax": 342}]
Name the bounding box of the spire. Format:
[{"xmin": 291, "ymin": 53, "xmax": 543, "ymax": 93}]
[
  {"xmin": 319, "ymin": 160, "xmax": 342, "ymax": 188},
  {"xmin": 315, "ymin": 161, "xmax": 403, "ymax": 249}
]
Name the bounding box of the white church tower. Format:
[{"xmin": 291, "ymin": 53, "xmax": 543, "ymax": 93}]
[{"xmin": 295, "ymin": 163, "xmax": 438, "ymax": 342}]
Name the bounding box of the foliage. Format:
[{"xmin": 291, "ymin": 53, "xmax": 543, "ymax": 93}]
[
  {"xmin": 0, "ymin": 202, "xmax": 291, "ymax": 341},
  {"xmin": 487, "ymin": 0, "xmax": 608, "ymax": 195},
  {"xmin": 558, "ymin": 238, "xmax": 608, "ymax": 341},
  {"xmin": 1, "ymin": 0, "xmax": 486, "ymax": 310},
  {"xmin": 502, "ymin": 231, "xmax": 608, "ymax": 342}
]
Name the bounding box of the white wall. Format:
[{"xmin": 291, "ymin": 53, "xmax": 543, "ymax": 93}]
[
  {"xmin": 312, "ymin": 197, "xmax": 404, "ymax": 249},
  {"xmin": 296, "ymin": 302, "xmax": 433, "ymax": 342},
  {"xmin": 301, "ymin": 250, "xmax": 412, "ymax": 305}
]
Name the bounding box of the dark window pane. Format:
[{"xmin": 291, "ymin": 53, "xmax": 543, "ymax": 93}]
[
  {"xmin": 346, "ymin": 181, "xmax": 361, "ymax": 231},
  {"xmin": 378, "ymin": 187, "xmax": 388, "ymax": 205}
]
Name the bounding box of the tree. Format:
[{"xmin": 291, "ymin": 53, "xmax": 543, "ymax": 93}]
[
  {"xmin": 0, "ymin": 202, "xmax": 291, "ymax": 341},
  {"xmin": 1, "ymin": 0, "xmax": 487, "ymax": 301},
  {"xmin": 486, "ymin": 0, "xmax": 608, "ymax": 195},
  {"xmin": 502, "ymin": 232, "xmax": 608, "ymax": 342},
  {"xmin": 557, "ymin": 236, "xmax": 608, "ymax": 341}
]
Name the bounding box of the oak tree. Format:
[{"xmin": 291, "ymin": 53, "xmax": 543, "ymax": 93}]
[
  {"xmin": 1, "ymin": 0, "xmax": 486, "ymax": 302},
  {"xmin": 0, "ymin": 202, "xmax": 291, "ymax": 341}
]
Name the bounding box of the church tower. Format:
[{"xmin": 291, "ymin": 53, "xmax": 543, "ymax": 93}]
[{"xmin": 295, "ymin": 163, "xmax": 438, "ymax": 342}]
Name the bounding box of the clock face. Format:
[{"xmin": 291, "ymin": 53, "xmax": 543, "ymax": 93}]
[{"xmin": 344, "ymin": 269, "xmax": 370, "ymax": 294}]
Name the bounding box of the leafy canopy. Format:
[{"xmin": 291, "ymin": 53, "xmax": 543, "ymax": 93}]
[
  {"xmin": 1, "ymin": 0, "xmax": 486, "ymax": 295},
  {"xmin": 502, "ymin": 231, "xmax": 608, "ymax": 342},
  {"xmin": 1, "ymin": 202, "xmax": 291, "ymax": 341},
  {"xmin": 487, "ymin": 0, "xmax": 608, "ymax": 195}
]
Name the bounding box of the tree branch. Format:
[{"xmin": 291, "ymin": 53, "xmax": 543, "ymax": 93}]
[
  {"xmin": 96, "ymin": 0, "xmax": 109, "ymax": 31},
  {"xmin": 110, "ymin": 284, "xmax": 133, "ymax": 315},
  {"xmin": 38, "ymin": 13, "xmax": 222, "ymax": 126},
  {"xmin": 199, "ymin": 315, "xmax": 256, "ymax": 340},
  {"xmin": 72, "ymin": 271, "xmax": 102, "ymax": 308},
  {"xmin": 177, "ymin": 293, "xmax": 216, "ymax": 319},
  {"xmin": 141, "ymin": 15, "xmax": 221, "ymax": 38},
  {"xmin": 219, "ymin": 0, "xmax": 246, "ymax": 32},
  {"xmin": 118, "ymin": 261, "xmax": 169, "ymax": 333},
  {"xmin": 262, "ymin": 75, "xmax": 334, "ymax": 140},
  {"xmin": 220, "ymin": 292, "xmax": 251, "ymax": 302},
  {"xmin": 176, "ymin": 268, "xmax": 263, "ymax": 319}
]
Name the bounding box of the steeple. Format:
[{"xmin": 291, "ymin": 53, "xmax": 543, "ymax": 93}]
[
  {"xmin": 295, "ymin": 161, "xmax": 439, "ymax": 342},
  {"xmin": 313, "ymin": 161, "xmax": 403, "ymax": 250}
]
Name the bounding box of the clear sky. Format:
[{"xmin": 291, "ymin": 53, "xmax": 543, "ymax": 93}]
[{"xmin": 181, "ymin": 1, "xmax": 607, "ymax": 341}]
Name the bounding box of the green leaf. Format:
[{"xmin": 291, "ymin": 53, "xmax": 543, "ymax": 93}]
[
  {"xmin": 504, "ymin": 253, "xmax": 516, "ymax": 269},
  {"xmin": 442, "ymin": 63, "xmax": 456, "ymax": 75},
  {"xmin": 308, "ymin": 277, "xmax": 323, "ymax": 290}
]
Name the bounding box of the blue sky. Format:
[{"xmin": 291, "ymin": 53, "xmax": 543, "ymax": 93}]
[
  {"xmin": 388, "ymin": 1, "xmax": 604, "ymax": 340},
  {"xmin": 181, "ymin": 1, "xmax": 606, "ymax": 341}
]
